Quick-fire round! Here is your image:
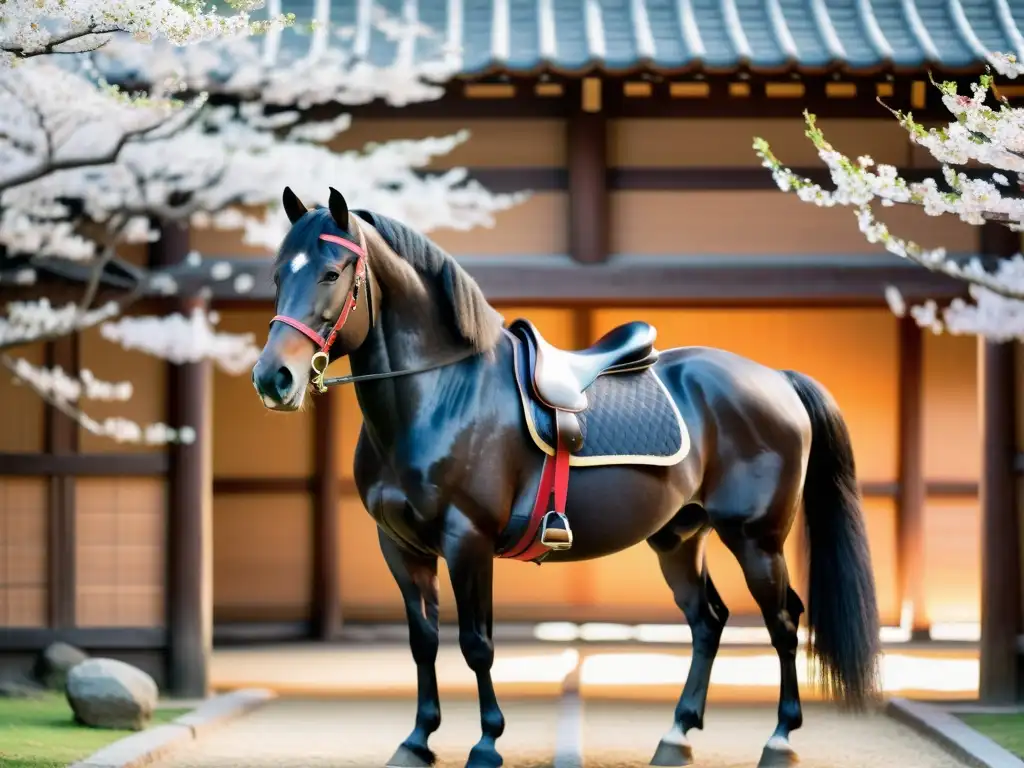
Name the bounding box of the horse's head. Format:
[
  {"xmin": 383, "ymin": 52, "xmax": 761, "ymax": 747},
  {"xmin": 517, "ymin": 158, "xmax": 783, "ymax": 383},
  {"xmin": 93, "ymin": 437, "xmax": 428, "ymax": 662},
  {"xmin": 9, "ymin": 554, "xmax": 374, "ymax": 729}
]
[{"xmin": 252, "ymin": 186, "xmax": 373, "ymax": 411}]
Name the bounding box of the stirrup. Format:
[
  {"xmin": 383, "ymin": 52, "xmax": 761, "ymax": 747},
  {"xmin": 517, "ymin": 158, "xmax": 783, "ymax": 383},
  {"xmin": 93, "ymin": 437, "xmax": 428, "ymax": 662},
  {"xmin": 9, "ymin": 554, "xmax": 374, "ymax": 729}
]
[{"xmin": 540, "ymin": 511, "xmax": 573, "ymax": 550}]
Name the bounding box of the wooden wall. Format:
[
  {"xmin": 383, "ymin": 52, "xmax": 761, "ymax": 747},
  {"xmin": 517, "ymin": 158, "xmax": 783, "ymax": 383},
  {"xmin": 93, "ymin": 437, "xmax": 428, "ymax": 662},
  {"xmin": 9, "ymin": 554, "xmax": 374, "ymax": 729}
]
[
  {"xmin": 0, "ymin": 478, "xmax": 48, "ymax": 627},
  {"xmin": 189, "ymin": 119, "xmax": 570, "ymax": 260},
  {"xmin": 211, "ymin": 309, "xmax": 315, "ymax": 623},
  {"xmin": 608, "ymin": 117, "xmax": 977, "ymax": 257},
  {"xmin": 75, "ymin": 478, "xmax": 166, "ymax": 626},
  {"xmin": 922, "ymin": 333, "xmax": 981, "ymax": 625},
  {"xmin": 0, "ymin": 343, "xmax": 49, "ymax": 627},
  {"xmin": 0, "ymin": 343, "xmax": 46, "ymax": 454}
]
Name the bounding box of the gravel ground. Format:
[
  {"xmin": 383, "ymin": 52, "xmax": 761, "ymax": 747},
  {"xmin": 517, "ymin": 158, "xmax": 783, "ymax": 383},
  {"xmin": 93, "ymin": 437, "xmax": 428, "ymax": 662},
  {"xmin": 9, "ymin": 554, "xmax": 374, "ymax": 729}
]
[{"xmin": 152, "ymin": 697, "xmax": 968, "ymax": 768}]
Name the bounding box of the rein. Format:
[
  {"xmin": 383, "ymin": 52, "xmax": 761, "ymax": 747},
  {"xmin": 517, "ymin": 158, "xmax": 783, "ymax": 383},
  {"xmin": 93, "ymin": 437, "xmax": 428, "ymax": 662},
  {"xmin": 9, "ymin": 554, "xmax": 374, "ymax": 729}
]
[{"xmin": 270, "ymin": 231, "xmax": 476, "ymax": 394}]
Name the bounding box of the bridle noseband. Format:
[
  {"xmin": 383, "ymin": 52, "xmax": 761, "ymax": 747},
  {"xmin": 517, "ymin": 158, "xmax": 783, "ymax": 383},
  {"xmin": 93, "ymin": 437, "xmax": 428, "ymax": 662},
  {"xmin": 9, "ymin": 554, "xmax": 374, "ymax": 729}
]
[{"xmin": 270, "ymin": 232, "xmax": 367, "ymax": 394}]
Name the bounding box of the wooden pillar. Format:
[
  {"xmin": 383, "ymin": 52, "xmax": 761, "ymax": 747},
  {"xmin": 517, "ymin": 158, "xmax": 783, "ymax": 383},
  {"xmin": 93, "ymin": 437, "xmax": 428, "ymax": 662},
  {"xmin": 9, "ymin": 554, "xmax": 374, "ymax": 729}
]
[
  {"xmin": 152, "ymin": 222, "xmax": 213, "ymax": 698},
  {"xmin": 312, "ymin": 387, "xmax": 341, "ymax": 639},
  {"xmin": 567, "ymin": 77, "xmax": 608, "ymax": 265},
  {"xmin": 896, "ymin": 316, "xmax": 928, "ymax": 638},
  {"xmin": 978, "ymin": 222, "xmax": 1023, "ymax": 703},
  {"xmin": 45, "ymin": 335, "xmax": 78, "ymax": 628}
]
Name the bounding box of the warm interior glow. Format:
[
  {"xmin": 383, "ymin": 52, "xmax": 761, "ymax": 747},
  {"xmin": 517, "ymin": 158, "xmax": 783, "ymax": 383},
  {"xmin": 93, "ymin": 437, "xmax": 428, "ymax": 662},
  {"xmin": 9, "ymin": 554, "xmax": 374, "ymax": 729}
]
[
  {"xmin": 534, "ymin": 618, "xmax": 983, "ymax": 646},
  {"xmin": 492, "ymin": 650, "xmax": 580, "ymax": 683},
  {"xmin": 578, "ymin": 651, "xmax": 979, "ymax": 694}
]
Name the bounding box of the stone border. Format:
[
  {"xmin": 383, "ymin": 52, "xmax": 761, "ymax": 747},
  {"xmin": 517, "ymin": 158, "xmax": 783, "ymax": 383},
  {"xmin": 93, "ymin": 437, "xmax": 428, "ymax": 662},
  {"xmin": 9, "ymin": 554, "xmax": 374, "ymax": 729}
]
[
  {"xmin": 886, "ymin": 697, "xmax": 1024, "ymax": 768},
  {"xmin": 69, "ymin": 688, "xmax": 276, "ymax": 768}
]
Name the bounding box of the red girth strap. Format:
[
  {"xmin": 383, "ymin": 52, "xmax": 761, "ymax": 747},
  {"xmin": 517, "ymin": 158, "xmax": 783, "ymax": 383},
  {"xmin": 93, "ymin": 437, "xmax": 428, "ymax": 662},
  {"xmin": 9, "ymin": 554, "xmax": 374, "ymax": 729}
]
[
  {"xmin": 270, "ymin": 233, "xmax": 367, "ymax": 354},
  {"xmin": 504, "ymin": 425, "xmax": 571, "ymax": 562}
]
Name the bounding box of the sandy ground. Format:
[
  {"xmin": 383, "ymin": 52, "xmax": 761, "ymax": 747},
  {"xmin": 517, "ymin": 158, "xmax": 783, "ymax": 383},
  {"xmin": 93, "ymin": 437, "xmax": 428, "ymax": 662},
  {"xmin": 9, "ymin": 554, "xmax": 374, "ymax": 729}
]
[{"xmin": 152, "ymin": 697, "xmax": 968, "ymax": 768}]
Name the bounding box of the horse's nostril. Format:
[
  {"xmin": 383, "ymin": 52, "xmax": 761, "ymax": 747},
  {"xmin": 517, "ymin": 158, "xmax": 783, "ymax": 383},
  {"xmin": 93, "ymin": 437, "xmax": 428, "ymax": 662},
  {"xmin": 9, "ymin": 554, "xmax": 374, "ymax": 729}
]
[{"xmin": 274, "ymin": 366, "xmax": 294, "ymax": 398}]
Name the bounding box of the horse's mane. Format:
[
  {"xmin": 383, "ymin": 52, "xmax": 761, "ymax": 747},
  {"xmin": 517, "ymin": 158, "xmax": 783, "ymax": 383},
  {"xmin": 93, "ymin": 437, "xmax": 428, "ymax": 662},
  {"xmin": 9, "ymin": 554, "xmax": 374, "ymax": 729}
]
[{"xmin": 353, "ymin": 209, "xmax": 504, "ymax": 354}]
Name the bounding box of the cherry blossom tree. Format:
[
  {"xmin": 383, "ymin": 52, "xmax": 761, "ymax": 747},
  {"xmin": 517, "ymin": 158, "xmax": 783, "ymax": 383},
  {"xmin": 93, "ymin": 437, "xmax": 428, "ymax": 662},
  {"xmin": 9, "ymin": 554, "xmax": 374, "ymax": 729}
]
[
  {"xmin": 754, "ymin": 52, "xmax": 1024, "ymax": 342},
  {"xmin": 0, "ymin": 8, "xmax": 525, "ymax": 445}
]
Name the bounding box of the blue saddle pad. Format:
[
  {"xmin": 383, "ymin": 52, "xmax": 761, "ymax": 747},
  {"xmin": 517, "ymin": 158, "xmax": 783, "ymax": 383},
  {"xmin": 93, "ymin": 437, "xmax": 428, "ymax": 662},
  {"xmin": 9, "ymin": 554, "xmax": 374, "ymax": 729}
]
[{"xmin": 507, "ymin": 330, "xmax": 689, "ymax": 467}]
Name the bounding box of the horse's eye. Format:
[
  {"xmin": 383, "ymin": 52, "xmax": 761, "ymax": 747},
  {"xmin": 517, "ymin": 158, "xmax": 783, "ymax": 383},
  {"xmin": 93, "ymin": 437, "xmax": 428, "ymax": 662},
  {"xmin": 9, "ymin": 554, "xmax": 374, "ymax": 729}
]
[{"xmin": 321, "ymin": 271, "xmax": 339, "ymax": 284}]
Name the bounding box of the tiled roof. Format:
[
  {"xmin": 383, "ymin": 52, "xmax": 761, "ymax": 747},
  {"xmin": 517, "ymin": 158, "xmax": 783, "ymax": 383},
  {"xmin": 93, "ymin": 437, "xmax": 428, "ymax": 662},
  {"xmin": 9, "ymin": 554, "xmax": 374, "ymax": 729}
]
[{"xmin": 257, "ymin": 0, "xmax": 1023, "ymax": 75}]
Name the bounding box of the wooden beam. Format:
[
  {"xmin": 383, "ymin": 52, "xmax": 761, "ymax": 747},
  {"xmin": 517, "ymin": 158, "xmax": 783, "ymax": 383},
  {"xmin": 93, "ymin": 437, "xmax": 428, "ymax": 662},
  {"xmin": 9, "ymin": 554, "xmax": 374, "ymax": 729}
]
[
  {"xmin": 435, "ymin": 165, "xmax": 1003, "ymax": 195},
  {"xmin": 0, "ymin": 453, "xmax": 169, "ymax": 476},
  {"xmin": 0, "ymin": 627, "xmax": 166, "ymax": 651},
  {"xmin": 45, "ymin": 334, "xmax": 78, "ymax": 628},
  {"xmin": 196, "ymin": 255, "xmax": 970, "ymax": 306},
  {"xmin": 285, "ymin": 74, "xmax": 988, "ymax": 121},
  {"xmin": 978, "ymin": 222, "xmax": 1023, "ymax": 704},
  {"xmin": 206, "ymin": 475, "xmax": 976, "ymax": 499},
  {"xmin": 603, "ymin": 167, "xmax": 1010, "ymax": 192},
  {"xmin": 152, "ymin": 221, "xmax": 213, "ymax": 699},
  {"xmin": 896, "ymin": 316, "xmax": 929, "ymax": 639},
  {"xmin": 567, "ymin": 85, "xmax": 609, "ymax": 264},
  {"xmin": 312, "ymin": 388, "xmax": 342, "ymax": 640}
]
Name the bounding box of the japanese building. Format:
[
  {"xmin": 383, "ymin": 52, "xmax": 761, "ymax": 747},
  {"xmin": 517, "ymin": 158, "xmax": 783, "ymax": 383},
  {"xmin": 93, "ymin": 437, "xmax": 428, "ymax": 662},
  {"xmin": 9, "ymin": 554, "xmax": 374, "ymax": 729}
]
[{"xmin": 2, "ymin": 0, "xmax": 1021, "ymax": 701}]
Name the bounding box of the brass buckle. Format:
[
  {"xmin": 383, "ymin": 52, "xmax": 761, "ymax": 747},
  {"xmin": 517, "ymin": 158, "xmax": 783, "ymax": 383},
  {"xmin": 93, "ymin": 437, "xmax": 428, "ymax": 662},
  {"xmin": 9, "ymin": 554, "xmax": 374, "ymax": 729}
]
[
  {"xmin": 539, "ymin": 511, "xmax": 573, "ymax": 550},
  {"xmin": 310, "ymin": 351, "xmax": 330, "ymax": 394}
]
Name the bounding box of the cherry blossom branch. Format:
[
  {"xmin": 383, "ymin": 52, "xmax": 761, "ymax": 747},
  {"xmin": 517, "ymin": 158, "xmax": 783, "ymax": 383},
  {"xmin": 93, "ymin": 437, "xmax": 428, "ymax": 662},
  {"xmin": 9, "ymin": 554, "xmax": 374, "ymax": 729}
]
[
  {"xmin": 753, "ymin": 114, "xmax": 1024, "ymax": 302},
  {"xmin": 2, "ymin": 26, "xmax": 121, "ymax": 59},
  {"xmin": 78, "ymin": 216, "xmax": 129, "ymax": 314},
  {"xmin": 0, "ymin": 0, "xmax": 293, "ymax": 67},
  {"xmin": 0, "ymin": 87, "xmax": 185, "ymax": 193},
  {"xmin": 0, "ymin": 353, "xmax": 196, "ymax": 444}
]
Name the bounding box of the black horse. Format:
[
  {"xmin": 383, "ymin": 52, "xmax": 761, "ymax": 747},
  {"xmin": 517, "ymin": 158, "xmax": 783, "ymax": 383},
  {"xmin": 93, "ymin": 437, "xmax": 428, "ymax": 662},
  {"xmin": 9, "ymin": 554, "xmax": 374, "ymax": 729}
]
[{"xmin": 252, "ymin": 187, "xmax": 881, "ymax": 768}]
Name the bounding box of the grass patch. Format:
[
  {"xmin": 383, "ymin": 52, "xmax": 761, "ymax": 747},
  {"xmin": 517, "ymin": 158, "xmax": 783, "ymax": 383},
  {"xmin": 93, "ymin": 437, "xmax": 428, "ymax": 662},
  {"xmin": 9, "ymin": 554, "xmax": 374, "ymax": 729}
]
[
  {"xmin": 0, "ymin": 692, "xmax": 189, "ymax": 768},
  {"xmin": 959, "ymin": 713, "xmax": 1024, "ymax": 758}
]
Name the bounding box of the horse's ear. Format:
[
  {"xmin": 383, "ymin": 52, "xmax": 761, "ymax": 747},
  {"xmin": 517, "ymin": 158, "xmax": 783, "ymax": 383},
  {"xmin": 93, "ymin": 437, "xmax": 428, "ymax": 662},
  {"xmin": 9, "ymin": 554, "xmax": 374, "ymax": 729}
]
[
  {"xmin": 282, "ymin": 186, "xmax": 307, "ymax": 224},
  {"xmin": 328, "ymin": 187, "xmax": 350, "ymax": 229}
]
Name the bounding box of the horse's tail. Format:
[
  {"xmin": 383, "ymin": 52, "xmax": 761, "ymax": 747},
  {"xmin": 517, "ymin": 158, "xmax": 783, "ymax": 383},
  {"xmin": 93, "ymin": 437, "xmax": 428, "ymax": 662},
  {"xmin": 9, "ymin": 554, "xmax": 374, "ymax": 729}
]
[{"xmin": 781, "ymin": 369, "xmax": 881, "ymax": 710}]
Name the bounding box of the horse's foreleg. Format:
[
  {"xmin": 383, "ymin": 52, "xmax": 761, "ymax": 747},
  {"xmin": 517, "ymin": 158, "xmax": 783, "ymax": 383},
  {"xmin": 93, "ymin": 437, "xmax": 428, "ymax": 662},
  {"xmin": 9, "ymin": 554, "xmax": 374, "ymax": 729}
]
[
  {"xmin": 648, "ymin": 526, "xmax": 729, "ymax": 767},
  {"xmin": 378, "ymin": 527, "xmax": 442, "ymax": 768},
  {"xmin": 442, "ymin": 513, "xmax": 505, "ymax": 768}
]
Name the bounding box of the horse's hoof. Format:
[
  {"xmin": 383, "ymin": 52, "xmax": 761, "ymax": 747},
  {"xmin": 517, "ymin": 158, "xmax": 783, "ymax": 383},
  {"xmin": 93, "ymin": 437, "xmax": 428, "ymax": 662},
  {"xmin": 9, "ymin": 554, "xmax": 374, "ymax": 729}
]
[
  {"xmin": 466, "ymin": 743, "xmax": 503, "ymax": 768},
  {"xmin": 387, "ymin": 743, "xmax": 436, "ymax": 768},
  {"xmin": 757, "ymin": 738, "xmax": 799, "ymax": 768},
  {"xmin": 649, "ymin": 738, "xmax": 694, "ymax": 766}
]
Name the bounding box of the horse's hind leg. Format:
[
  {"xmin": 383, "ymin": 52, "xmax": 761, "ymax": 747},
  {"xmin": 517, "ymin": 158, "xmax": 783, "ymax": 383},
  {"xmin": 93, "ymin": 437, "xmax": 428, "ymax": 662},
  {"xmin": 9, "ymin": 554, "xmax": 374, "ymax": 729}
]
[
  {"xmin": 648, "ymin": 522, "xmax": 729, "ymax": 767},
  {"xmin": 719, "ymin": 528, "xmax": 804, "ymax": 768},
  {"xmin": 378, "ymin": 527, "xmax": 443, "ymax": 768}
]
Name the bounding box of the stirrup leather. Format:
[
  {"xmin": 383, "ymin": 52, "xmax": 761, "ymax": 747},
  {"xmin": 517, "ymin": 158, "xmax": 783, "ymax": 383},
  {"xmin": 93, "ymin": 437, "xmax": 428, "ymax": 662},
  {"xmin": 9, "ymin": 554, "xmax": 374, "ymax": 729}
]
[{"xmin": 540, "ymin": 511, "xmax": 573, "ymax": 550}]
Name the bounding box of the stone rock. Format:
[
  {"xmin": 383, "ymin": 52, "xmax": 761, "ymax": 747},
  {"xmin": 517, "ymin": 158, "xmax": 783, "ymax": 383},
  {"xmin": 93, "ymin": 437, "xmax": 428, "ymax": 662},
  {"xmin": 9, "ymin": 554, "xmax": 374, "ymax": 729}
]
[
  {"xmin": 66, "ymin": 658, "xmax": 158, "ymax": 731},
  {"xmin": 34, "ymin": 641, "xmax": 88, "ymax": 690}
]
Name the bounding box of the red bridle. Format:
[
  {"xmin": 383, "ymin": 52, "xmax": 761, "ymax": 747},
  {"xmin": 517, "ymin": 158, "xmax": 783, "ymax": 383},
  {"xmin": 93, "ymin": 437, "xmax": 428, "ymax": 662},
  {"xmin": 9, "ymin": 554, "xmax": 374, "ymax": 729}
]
[{"xmin": 270, "ymin": 233, "xmax": 368, "ymax": 391}]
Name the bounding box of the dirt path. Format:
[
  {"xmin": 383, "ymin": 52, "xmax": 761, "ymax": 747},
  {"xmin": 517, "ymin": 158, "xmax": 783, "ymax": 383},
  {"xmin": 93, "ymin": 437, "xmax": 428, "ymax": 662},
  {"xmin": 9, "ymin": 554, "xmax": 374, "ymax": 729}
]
[{"xmin": 152, "ymin": 696, "xmax": 967, "ymax": 768}]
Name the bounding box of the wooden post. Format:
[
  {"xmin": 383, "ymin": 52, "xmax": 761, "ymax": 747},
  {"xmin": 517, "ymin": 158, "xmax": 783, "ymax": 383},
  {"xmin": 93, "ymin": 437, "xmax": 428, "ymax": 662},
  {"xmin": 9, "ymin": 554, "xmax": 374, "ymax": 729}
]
[
  {"xmin": 312, "ymin": 387, "xmax": 341, "ymax": 639},
  {"xmin": 978, "ymin": 222, "xmax": 1023, "ymax": 703},
  {"xmin": 45, "ymin": 335, "xmax": 78, "ymax": 628},
  {"xmin": 567, "ymin": 78, "xmax": 609, "ymax": 265},
  {"xmin": 151, "ymin": 222, "xmax": 213, "ymax": 698},
  {"xmin": 896, "ymin": 316, "xmax": 929, "ymax": 638}
]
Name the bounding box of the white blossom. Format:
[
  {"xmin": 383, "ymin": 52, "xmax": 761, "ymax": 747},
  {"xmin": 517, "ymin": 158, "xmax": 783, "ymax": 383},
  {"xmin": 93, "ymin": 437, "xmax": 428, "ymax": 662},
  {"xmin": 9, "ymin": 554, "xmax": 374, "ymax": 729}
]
[
  {"xmin": 9, "ymin": 359, "xmax": 133, "ymax": 402},
  {"xmin": 0, "ymin": 0, "xmax": 289, "ymax": 67},
  {"xmin": 754, "ymin": 61, "xmax": 1024, "ymax": 340},
  {"xmin": 100, "ymin": 307, "xmax": 262, "ymax": 375}
]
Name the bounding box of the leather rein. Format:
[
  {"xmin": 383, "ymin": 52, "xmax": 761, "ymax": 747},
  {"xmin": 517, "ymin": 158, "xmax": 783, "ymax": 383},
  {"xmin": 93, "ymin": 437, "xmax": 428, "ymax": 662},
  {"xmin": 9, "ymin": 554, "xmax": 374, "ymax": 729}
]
[{"xmin": 270, "ymin": 231, "xmax": 476, "ymax": 394}]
